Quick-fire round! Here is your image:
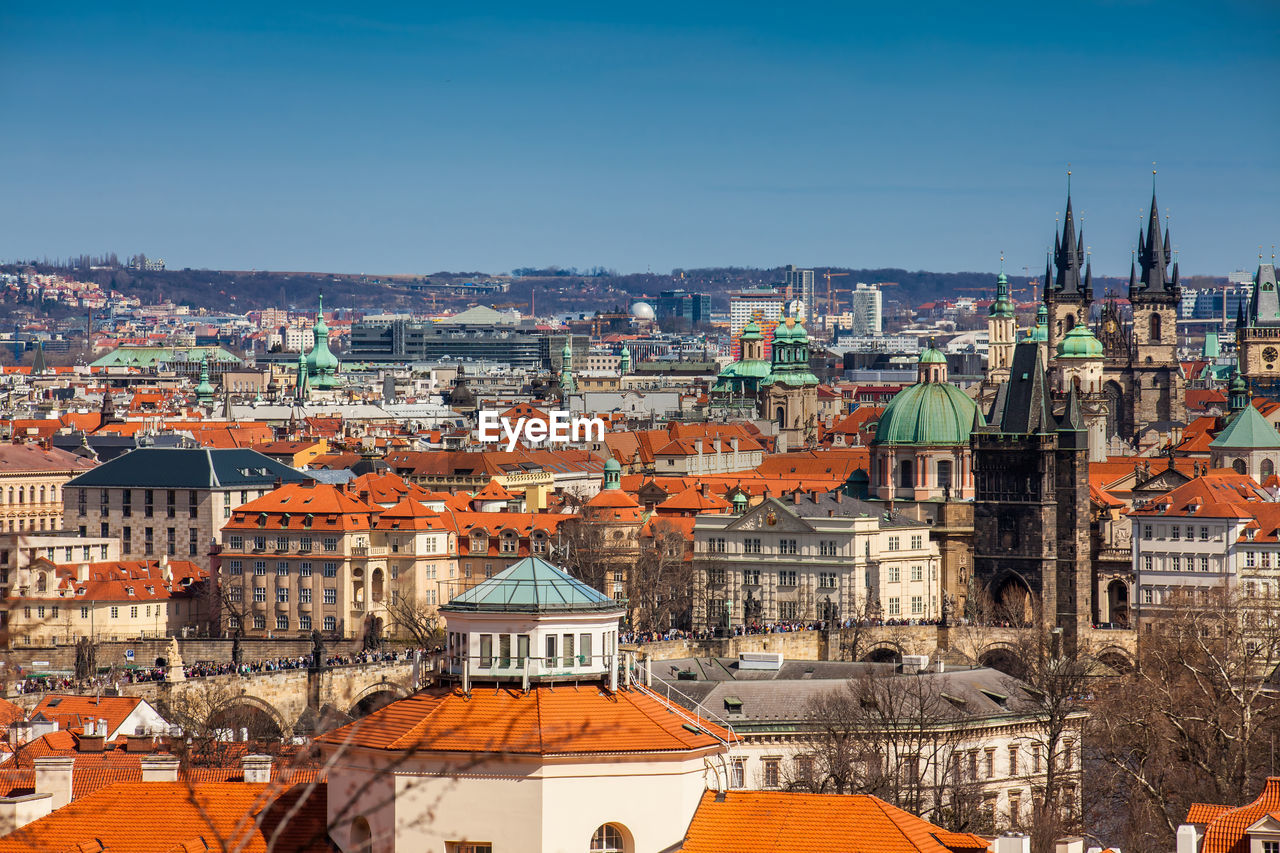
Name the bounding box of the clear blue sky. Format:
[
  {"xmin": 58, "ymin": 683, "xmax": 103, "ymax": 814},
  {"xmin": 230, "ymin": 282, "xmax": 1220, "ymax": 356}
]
[{"xmin": 2, "ymin": 1, "xmax": 1277, "ymax": 277}]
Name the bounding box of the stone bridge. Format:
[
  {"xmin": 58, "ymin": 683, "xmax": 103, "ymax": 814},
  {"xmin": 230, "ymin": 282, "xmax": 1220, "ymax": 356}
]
[
  {"xmin": 115, "ymin": 662, "xmax": 417, "ymax": 737},
  {"xmin": 624, "ymin": 625, "xmax": 1138, "ymax": 677}
]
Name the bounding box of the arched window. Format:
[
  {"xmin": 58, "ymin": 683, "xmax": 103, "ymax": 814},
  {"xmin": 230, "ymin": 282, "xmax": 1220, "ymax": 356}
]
[
  {"xmin": 590, "ymin": 824, "xmax": 626, "ymax": 853},
  {"xmin": 1263, "ymin": 459, "xmax": 1276, "ymax": 481},
  {"xmin": 349, "ymin": 817, "xmax": 372, "ymax": 853},
  {"xmin": 775, "ymin": 406, "xmax": 785, "ymax": 428},
  {"xmin": 36, "ymin": 573, "xmax": 46, "ymax": 592},
  {"xmin": 937, "ymin": 460, "xmax": 953, "ymax": 491},
  {"xmin": 16, "ymin": 487, "xmax": 23, "ymax": 505},
  {"xmin": 899, "ymin": 459, "xmax": 914, "ymax": 489},
  {"xmin": 39, "ymin": 486, "xmax": 46, "ymax": 503},
  {"xmin": 1065, "ymin": 313, "xmax": 1076, "ymax": 332},
  {"xmin": 1149, "ymin": 313, "xmax": 1161, "ymax": 342},
  {"xmin": 1233, "ymin": 458, "xmax": 1247, "ymax": 475}
]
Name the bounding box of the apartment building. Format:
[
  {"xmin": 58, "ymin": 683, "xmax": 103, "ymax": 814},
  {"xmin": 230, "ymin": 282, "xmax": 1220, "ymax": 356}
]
[
  {"xmin": 219, "ymin": 482, "xmax": 456, "ymax": 640},
  {"xmin": 1131, "ymin": 470, "xmax": 1280, "ymax": 622},
  {"xmin": 7, "ymin": 556, "xmax": 210, "ymax": 645},
  {"xmin": 0, "ymin": 444, "xmax": 96, "ymax": 533},
  {"xmin": 63, "ymin": 448, "xmax": 309, "ymax": 568},
  {"xmin": 692, "ymin": 491, "xmax": 941, "ymax": 627}
]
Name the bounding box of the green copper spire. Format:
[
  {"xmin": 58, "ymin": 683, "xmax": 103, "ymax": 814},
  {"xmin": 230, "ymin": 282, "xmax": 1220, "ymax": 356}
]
[
  {"xmin": 989, "ymin": 253, "xmax": 1015, "ymax": 319},
  {"xmin": 195, "ymin": 355, "xmax": 215, "ymax": 404},
  {"xmin": 560, "ymin": 338, "xmax": 575, "ymax": 394}
]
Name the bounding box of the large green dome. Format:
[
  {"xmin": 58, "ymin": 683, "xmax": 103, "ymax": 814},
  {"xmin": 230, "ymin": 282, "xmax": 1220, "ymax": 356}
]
[
  {"xmin": 1056, "ymin": 323, "xmax": 1103, "ymax": 358},
  {"xmin": 874, "ymin": 382, "xmax": 983, "ymax": 446}
]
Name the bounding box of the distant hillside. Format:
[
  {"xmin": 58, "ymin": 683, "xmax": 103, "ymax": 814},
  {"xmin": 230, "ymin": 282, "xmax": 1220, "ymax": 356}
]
[{"xmin": 2, "ymin": 262, "xmax": 1222, "ymax": 318}]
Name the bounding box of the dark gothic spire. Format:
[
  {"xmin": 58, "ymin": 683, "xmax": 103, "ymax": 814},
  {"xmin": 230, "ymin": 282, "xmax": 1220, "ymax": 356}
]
[
  {"xmin": 1134, "ymin": 175, "xmax": 1173, "ymax": 295},
  {"xmin": 1084, "ymin": 258, "xmax": 1093, "ymax": 296},
  {"xmin": 1053, "ymin": 185, "xmax": 1086, "ymax": 297},
  {"xmin": 1043, "ymin": 251, "xmax": 1053, "ymax": 301}
]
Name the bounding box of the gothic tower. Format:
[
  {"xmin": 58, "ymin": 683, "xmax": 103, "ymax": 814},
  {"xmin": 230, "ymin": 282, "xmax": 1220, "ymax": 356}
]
[
  {"xmin": 1044, "ymin": 183, "xmax": 1091, "ymax": 357},
  {"xmin": 1123, "ymin": 178, "xmax": 1186, "ymax": 429},
  {"xmin": 1236, "ymin": 262, "xmax": 1280, "ymax": 391},
  {"xmin": 972, "ymin": 342, "xmax": 1093, "ymax": 649}
]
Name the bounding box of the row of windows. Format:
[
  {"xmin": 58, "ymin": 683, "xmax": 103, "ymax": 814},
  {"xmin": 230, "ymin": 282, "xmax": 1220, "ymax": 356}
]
[
  {"xmin": 885, "ymin": 596, "xmax": 928, "ymax": 616},
  {"xmin": 886, "ymin": 535, "xmax": 925, "ymax": 552},
  {"xmin": 709, "ymin": 537, "xmax": 857, "ymax": 556},
  {"xmin": 229, "ymin": 614, "xmax": 335, "ymax": 632},
  {"xmin": 1141, "ymin": 554, "xmax": 1215, "ymax": 573},
  {"xmin": 226, "ymin": 560, "xmax": 340, "ymax": 577},
  {"xmin": 76, "ymin": 488, "xmax": 199, "ymax": 520},
  {"xmin": 884, "ymin": 565, "xmax": 928, "ymax": 584},
  {"xmin": 5, "ymin": 484, "xmax": 59, "ymax": 505},
  {"xmin": 240, "ymin": 586, "xmax": 339, "ymax": 604},
  {"xmin": 1140, "ymin": 523, "xmax": 1216, "ymax": 542},
  {"xmin": 226, "ymin": 535, "xmax": 340, "ymax": 552},
  {"xmin": 24, "ymin": 603, "xmax": 170, "ymax": 620}
]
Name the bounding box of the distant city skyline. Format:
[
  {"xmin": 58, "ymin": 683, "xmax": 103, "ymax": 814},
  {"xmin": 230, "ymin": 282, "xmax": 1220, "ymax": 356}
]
[{"xmin": 1, "ymin": 1, "xmax": 1277, "ymax": 277}]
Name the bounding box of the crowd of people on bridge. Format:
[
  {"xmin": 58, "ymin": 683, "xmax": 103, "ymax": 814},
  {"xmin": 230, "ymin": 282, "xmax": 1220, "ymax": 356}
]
[
  {"xmin": 621, "ymin": 617, "xmax": 958, "ymax": 645},
  {"xmin": 8, "ymin": 648, "xmax": 419, "ymax": 696}
]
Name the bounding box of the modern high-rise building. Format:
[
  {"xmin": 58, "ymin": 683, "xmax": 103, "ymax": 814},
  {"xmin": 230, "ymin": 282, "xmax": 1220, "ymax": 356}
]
[
  {"xmin": 783, "ymin": 265, "xmax": 814, "ymax": 325},
  {"xmin": 849, "ymin": 283, "xmax": 884, "ymax": 335},
  {"xmin": 728, "ymin": 287, "xmax": 789, "ymax": 358},
  {"xmin": 654, "ymin": 290, "xmax": 711, "ymax": 328}
]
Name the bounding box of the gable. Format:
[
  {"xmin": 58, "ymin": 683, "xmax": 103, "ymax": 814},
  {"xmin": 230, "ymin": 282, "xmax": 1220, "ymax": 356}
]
[{"xmin": 724, "ymin": 498, "xmax": 816, "ymax": 534}]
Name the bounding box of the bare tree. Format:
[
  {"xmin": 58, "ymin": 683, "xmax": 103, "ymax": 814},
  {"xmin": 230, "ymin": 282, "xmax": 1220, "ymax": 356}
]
[
  {"xmin": 384, "ymin": 592, "xmax": 444, "ymax": 648},
  {"xmin": 629, "ymin": 519, "xmax": 693, "ymax": 633},
  {"xmin": 1089, "ymin": 586, "xmax": 1280, "ymax": 851},
  {"xmin": 785, "ymin": 670, "xmax": 989, "ymax": 832}
]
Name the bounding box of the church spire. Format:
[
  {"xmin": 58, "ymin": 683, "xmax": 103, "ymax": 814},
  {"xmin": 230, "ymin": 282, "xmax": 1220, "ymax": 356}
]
[
  {"xmin": 1053, "ymin": 174, "xmax": 1086, "ymax": 297},
  {"xmin": 1135, "ymin": 169, "xmax": 1173, "ymax": 295}
]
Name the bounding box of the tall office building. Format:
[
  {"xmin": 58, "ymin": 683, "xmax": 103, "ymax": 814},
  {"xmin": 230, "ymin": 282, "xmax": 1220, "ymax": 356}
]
[
  {"xmin": 783, "ymin": 265, "xmax": 814, "ymax": 325},
  {"xmin": 654, "ymin": 290, "xmax": 711, "ymax": 328},
  {"xmin": 729, "ymin": 287, "xmax": 789, "ymax": 359},
  {"xmin": 849, "ymin": 283, "xmax": 883, "ymax": 335}
]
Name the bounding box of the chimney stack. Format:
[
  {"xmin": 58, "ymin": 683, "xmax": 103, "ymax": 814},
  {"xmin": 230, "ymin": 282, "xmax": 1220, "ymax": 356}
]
[
  {"xmin": 140, "ymin": 754, "xmax": 180, "ymax": 782},
  {"xmin": 241, "ymin": 754, "xmax": 273, "ymax": 784},
  {"xmin": 33, "ymin": 756, "xmax": 74, "ymax": 811}
]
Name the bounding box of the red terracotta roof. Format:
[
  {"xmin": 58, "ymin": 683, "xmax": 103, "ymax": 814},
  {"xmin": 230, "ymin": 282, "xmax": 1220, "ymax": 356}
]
[
  {"xmin": 317, "ymin": 684, "xmax": 730, "ymax": 756},
  {"xmin": 1199, "ymin": 777, "xmax": 1280, "ymax": 853},
  {"xmin": 678, "ymin": 789, "xmax": 989, "ymax": 853},
  {"xmin": 0, "ymin": 781, "xmax": 331, "ymax": 853}
]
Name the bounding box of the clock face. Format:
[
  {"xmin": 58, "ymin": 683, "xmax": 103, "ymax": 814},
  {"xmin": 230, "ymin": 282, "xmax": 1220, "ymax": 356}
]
[{"xmin": 1265, "ymin": 346, "xmax": 1278, "ymax": 364}]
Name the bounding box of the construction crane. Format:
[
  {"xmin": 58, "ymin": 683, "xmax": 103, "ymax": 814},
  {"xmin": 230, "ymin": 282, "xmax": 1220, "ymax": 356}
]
[{"xmin": 823, "ymin": 271, "xmax": 849, "ymax": 316}]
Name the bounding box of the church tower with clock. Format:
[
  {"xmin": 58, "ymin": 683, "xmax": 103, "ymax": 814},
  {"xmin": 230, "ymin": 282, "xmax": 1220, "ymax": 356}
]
[{"xmin": 1237, "ymin": 262, "xmax": 1280, "ymax": 392}]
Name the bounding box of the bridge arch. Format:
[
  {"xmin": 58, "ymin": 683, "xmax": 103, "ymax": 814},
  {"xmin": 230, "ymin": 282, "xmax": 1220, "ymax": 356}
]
[
  {"xmin": 1092, "ymin": 646, "xmax": 1135, "ymax": 675},
  {"xmin": 348, "ymin": 681, "xmax": 411, "ymax": 718},
  {"xmin": 977, "ymin": 643, "xmax": 1028, "ymax": 680},
  {"xmin": 208, "ymin": 694, "xmax": 290, "ymax": 740},
  {"xmin": 859, "ymin": 643, "xmax": 904, "ymax": 664}
]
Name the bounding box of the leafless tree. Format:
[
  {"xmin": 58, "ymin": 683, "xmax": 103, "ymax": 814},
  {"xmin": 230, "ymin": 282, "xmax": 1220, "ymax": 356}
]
[
  {"xmin": 629, "ymin": 519, "xmax": 693, "ymax": 633},
  {"xmin": 784, "ymin": 670, "xmax": 990, "ymax": 832},
  {"xmin": 1088, "ymin": 586, "xmax": 1280, "ymax": 851}
]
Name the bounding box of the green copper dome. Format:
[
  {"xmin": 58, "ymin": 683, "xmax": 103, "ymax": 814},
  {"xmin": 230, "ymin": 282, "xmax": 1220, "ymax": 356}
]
[
  {"xmin": 989, "ymin": 272, "xmax": 1015, "ymax": 318},
  {"xmin": 874, "ymin": 381, "xmax": 983, "ymax": 446},
  {"xmin": 919, "ymin": 346, "xmax": 948, "ymax": 364},
  {"xmin": 740, "ymin": 320, "xmax": 763, "ymax": 341},
  {"xmin": 1056, "ymin": 323, "xmax": 1104, "ymax": 359}
]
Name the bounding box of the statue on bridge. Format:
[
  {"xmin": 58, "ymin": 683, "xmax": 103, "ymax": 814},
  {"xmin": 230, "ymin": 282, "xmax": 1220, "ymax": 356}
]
[
  {"xmin": 165, "ymin": 637, "xmax": 186, "ymax": 683},
  {"xmin": 310, "ymin": 629, "xmax": 327, "ymax": 672},
  {"xmin": 232, "ymin": 635, "xmax": 243, "ymax": 667}
]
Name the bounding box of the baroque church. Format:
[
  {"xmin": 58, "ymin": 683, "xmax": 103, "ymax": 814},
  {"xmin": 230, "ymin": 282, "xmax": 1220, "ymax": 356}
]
[{"xmin": 712, "ymin": 314, "xmax": 819, "ymax": 449}]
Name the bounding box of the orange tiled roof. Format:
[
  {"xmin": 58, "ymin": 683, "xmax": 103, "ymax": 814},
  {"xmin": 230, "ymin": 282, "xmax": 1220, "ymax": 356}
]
[
  {"xmin": 1129, "ymin": 471, "xmax": 1268, "ymax": 519},
  {"xmin": 1186, "ymin": 802, "xmax": 1233, "ymax": 824},
  {"xmin": 31, "ymin": 696, "xmax": 143, "ymax": 740},
  {"xmin": 0, "ymin": 781, "xmax": 331, "ymax": 853},
  {"xmin": 1200, "ymin": 777, "xmax": 1280, "ymax": 853},
  {"xmin": 656, "ymin": 486, "xmax": 732, "ymax": 514},
  {"xmin": 678, "ymin": 789, "xmax": 989, "ymax": 853},
  {"xmin": 317, "ymin": 684, "xmax": 730, "ymax": 756},
  {"xmin": 224, "ymin": 482, "xmax": 375, "ymax": 532}
]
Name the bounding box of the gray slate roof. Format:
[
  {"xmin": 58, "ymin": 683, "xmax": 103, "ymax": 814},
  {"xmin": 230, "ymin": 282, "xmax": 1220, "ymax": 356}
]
[{"xmin": 66, "ymin": 448, "xmax": 311, "ymax": 490}]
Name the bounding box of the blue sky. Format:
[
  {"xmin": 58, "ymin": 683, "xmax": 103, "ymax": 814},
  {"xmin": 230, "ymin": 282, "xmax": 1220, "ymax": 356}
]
[{"xmin": 2, "ymin": 1, "xmax": 1277, "ymax": 276}]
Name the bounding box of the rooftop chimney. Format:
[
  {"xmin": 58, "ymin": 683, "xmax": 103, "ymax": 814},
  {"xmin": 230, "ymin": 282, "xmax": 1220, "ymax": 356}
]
[
  {"xmin": 991, "ymin": 835, "xmax": 1031, "ymax": 853},
  {"xmin": 33, "ymin": 756, "xmax": 74, "ymax": 811},
  {"xmin": 140, "ymin": 754, "xmax": 180, "ymax": 782},
  {"xmin": 241, "ymin": 754, "xmax": 273, "ymax": 784}
]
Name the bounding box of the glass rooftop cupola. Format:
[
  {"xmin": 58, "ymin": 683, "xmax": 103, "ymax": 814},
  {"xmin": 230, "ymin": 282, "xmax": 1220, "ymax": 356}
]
[{"xmin": 440, "ymin": 557, "xmax": 626, "ymax": 686}]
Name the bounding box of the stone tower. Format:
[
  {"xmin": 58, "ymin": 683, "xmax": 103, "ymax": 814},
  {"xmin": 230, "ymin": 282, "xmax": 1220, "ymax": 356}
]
[
  {"xmin": 986, "ymin": 263, "xmax": 1017, "ymax": 385},
  {"xmin": 1043, "ymin": 183, "xmax": 1090, "ymax": 357},
  {"xmin": 972, "ymin": 342, "xmax": 1093, "ymax": 650},
  {"xmin": 1236, "ymin": 262, "xmax": 1280, "ymax": 392}
]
